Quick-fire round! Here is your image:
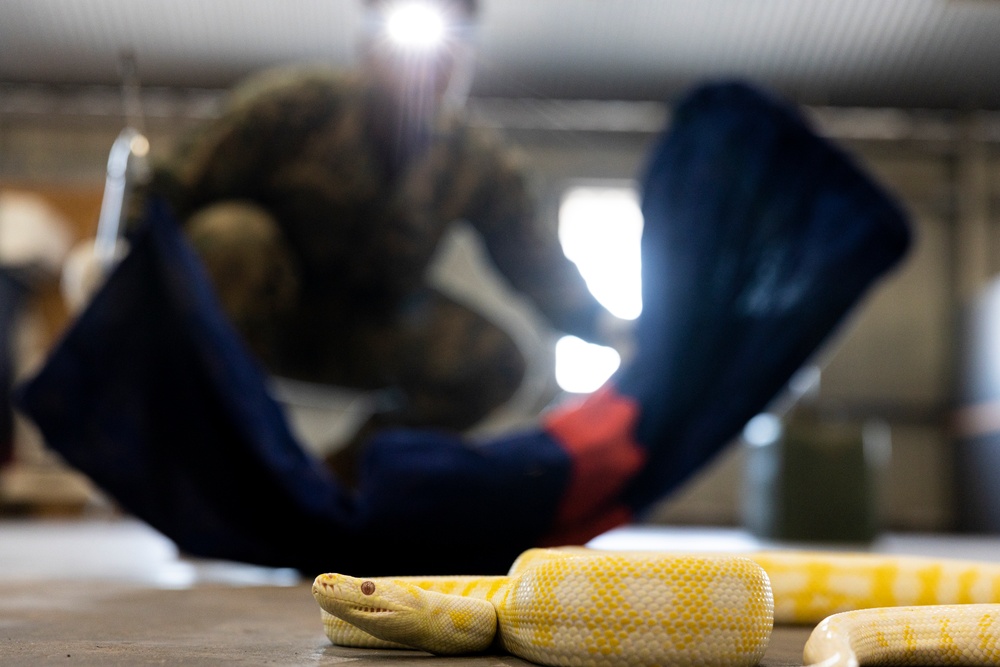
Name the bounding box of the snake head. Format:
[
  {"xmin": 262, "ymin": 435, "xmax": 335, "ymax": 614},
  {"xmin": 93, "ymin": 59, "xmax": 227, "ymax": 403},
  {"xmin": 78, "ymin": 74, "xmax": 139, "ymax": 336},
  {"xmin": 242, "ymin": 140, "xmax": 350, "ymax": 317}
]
[{"xmin": 312, "ymin": 573, "xmax": 496, "ymax": 654}]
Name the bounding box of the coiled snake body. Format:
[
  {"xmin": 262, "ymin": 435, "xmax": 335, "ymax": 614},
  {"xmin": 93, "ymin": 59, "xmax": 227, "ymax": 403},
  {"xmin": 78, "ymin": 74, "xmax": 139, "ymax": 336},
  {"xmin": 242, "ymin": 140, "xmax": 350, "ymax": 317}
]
[{"xmin": 312, "ymin": 548, "xmax": 1000, "ymax": 666}]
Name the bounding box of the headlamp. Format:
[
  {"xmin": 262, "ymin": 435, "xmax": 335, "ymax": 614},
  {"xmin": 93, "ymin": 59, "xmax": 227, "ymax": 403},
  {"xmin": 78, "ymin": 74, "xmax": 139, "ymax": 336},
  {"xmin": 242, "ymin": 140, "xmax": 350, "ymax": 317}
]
[
  {"xmin": 385, "ymin": 2, "xmax": 447, "ymax": 50},
  {"xmin": 366, "ymin": 0, "xmax": 475, "ymax": 53}
]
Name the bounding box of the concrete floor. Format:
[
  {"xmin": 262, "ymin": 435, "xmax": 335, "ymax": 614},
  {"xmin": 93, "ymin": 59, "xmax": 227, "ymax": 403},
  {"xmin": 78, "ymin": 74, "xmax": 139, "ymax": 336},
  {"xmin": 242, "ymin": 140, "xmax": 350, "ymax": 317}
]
[{"xmin": 4, "ymin": 519, "xmax": 998, "ymax": 666}]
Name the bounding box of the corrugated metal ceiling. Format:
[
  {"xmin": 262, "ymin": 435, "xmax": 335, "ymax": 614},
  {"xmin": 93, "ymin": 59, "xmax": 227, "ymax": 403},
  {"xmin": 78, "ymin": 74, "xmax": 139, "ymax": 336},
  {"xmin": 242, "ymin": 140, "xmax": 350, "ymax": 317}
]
[{"xmin": 2, "ymin": 0, "xmax": 1000, "ymax": 109}]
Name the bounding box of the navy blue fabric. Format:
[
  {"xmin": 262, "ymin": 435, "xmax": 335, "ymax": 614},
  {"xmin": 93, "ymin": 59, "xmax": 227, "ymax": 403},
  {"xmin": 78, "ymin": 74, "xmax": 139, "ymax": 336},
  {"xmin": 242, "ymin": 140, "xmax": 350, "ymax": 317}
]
[
  {"xmin": 0, "ymin": 269, "xmax": 26, "ymax": 466},
  {"xmin": 616, "ymin": 82, "xmax": 910, "ymax": 509},
  {"xmin": 15, "ymin": 81, "xmax": 910, "ymax": 574},
  {"xmin": 15, "ymin": 198, "xmax": 570, "ymax": 575}
]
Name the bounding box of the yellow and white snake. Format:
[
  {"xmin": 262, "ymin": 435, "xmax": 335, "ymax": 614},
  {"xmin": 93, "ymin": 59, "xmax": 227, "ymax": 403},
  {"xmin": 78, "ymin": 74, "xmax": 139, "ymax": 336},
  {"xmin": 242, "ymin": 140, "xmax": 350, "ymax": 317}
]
[{"xmin": 312, "ymin": 547, "xmax": 1000, "ymax": 666}]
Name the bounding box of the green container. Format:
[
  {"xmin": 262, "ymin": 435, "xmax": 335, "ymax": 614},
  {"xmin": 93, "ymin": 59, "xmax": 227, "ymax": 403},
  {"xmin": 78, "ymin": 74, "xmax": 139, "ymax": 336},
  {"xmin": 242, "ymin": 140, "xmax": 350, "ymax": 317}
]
[{"xmin": 742, "ymin": 408, "xmax": 890, "ymax": 543}]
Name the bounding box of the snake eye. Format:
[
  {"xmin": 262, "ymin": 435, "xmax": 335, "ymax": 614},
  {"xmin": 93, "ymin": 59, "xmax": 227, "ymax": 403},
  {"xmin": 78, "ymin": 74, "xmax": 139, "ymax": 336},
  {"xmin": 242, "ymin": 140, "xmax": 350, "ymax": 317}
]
[{"xmin": 360, "ymin": 580, "xmax": 376, "ymax": 596}]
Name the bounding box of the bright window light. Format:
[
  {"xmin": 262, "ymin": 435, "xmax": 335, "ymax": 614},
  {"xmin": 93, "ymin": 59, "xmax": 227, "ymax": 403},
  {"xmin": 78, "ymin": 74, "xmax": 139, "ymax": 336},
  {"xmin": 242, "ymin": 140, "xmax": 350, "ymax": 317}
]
[
  {"xmin": 742, "ymin": 413, "xmax": 782, "ymax": 447},
  {"xmin": 554, "ymin": 185, "xmax": 643, "ymax": 393},
  {"xmin": 555, "ymin": 336, "xmax": 622, "ymax": 394},
  {"xmin": 558, "ymin": 185, "xmax": 643, "ymax": 320},
  {"xmin": 384, "ymin": 2, "xmax": 447, "ymax": 51}
]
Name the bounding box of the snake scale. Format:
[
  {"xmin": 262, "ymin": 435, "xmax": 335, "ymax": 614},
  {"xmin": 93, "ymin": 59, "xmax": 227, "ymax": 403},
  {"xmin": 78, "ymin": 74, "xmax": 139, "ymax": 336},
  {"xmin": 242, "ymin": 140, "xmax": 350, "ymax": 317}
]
[{"xmin": 312, "ymin": 547, "xmax": 1000, "ymax": 666}]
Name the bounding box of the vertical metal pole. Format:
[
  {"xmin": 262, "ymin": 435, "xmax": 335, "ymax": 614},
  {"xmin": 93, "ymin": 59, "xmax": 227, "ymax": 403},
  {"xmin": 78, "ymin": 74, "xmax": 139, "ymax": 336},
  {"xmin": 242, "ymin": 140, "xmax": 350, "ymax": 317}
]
[{"xmin": 94, "ymin": 52, "xmax": 150, "ymax": 271}]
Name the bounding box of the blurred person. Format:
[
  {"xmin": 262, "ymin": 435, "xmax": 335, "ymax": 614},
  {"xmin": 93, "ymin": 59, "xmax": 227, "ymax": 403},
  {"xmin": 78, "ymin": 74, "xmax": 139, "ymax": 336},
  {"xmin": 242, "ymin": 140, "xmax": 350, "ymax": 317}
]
[{"xmin": 151, "ymin": 0, "xmax": 625, "ymax": 481}]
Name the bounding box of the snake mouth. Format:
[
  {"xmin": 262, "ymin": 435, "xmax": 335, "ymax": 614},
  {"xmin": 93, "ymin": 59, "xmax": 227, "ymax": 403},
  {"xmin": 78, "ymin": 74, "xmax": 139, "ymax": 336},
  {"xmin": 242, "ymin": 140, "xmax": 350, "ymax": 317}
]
[
  {"xmin": 312, "ymin": 576, "xmax": 409, "ymax": 618},
  {"xmin": 345, "ymin": 604, "xmax": 398, "ymax": 616}
]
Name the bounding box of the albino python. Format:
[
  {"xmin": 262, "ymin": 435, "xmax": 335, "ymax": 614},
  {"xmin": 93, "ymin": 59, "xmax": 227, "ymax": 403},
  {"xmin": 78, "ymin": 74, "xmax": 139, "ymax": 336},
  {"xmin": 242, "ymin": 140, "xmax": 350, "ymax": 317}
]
[{"xmin": 312, "ymin": 547, "xmax": 1000, "ymax": 666}]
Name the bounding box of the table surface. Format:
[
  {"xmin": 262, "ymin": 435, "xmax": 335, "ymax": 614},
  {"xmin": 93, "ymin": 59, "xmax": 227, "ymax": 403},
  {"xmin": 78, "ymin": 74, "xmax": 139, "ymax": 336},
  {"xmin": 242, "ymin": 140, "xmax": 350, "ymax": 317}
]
[{"xmin": 5, "ymin": 519, "xmax": 1000, "ymax": 666}]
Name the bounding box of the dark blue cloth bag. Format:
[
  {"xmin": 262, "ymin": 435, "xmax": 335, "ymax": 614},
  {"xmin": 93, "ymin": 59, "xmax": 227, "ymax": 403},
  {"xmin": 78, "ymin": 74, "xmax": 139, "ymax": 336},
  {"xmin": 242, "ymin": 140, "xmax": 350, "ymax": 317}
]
[
  {"xmin": 0, "ymin": 269, "xmax": 26, "ymax": 465},
  {"xmin": 16, "ymin": 82, "xmax": 910, "ymax": 575}
]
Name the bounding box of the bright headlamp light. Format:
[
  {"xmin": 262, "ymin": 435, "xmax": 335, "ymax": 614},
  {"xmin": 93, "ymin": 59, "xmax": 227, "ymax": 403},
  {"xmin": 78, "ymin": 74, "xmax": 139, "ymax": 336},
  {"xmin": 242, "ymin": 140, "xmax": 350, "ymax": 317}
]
[
  {"xmin": 367, "ymin": 0, "xmax": 474, "ymax": 53},
  {"xmin": 385, "ymin": 2, "xmax": 446, "ymax": 50}
]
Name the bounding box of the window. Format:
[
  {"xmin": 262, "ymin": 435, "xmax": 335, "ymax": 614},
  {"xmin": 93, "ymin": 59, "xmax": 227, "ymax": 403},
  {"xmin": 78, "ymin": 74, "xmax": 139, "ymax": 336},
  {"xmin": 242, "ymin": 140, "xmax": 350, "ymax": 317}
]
[{"xmin": 555, "ymin": 184, "xmax": 643, "ymax": 393}]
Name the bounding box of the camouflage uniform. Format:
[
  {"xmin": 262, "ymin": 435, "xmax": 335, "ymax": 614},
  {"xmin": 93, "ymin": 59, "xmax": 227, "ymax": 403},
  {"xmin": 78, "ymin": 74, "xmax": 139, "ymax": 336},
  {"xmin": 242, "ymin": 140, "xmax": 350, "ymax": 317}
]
[{"xmin": 154, "ymin": 66, "xmax": 612, "ymax": 448}]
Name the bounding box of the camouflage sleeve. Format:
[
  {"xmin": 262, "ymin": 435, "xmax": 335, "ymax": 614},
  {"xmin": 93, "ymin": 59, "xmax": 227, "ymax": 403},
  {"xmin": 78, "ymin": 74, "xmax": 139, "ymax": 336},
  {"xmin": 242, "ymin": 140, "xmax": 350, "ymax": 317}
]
[
  {"xmin": 453, "ymin": 127, "xmax": 610, "ymax": 342},
  {"xmin": 153, "ymin": 67, "xmax": 362, "ymax": 221}
]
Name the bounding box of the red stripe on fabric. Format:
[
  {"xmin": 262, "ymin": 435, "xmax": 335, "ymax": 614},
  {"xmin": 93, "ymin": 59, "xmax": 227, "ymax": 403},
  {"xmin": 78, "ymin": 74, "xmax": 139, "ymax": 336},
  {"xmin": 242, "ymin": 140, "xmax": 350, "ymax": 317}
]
[{"xmin": 540, "ymin": 384, "xmax": 646, "ymax": 544}]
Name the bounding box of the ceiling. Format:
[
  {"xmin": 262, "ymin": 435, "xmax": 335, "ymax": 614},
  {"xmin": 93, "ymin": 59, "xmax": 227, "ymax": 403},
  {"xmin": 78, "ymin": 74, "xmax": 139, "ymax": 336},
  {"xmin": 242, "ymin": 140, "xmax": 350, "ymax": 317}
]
[{"xmin": 4, "ymin": 0, "xmax": 1000, "ymax": 109}]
